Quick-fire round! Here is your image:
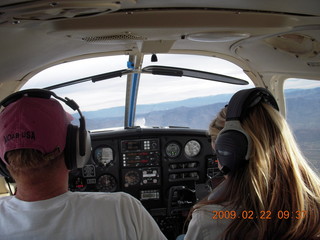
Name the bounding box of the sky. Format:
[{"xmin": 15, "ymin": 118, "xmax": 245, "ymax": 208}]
[
  {"xmin": 22, "ymin": 54, "xmax": 253, "ymax": 111},
  {"xmin": 23, "ymin": 54, "xmax": 320, "ymax": 112}
]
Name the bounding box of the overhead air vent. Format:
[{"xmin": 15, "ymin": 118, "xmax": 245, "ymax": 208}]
[
  {"xmin": 265, "ymin": 33, "xmax": 319, "ymax": 58},
  {"xmin": 82, "ymin": 33, "xmax": 146, "ymax": 44}
]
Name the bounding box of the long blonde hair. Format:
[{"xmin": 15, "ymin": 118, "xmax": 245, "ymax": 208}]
[
  {"xmin": 238, "ymin": 103, "xmax": 320, "ymax": 239},
  {"xmin": 192, "ymin": 103, "xmax": 320, "ymax": 239},
  {"xmin": 208, "ymin": 106, "xmax": 227, "ymax": 143}
]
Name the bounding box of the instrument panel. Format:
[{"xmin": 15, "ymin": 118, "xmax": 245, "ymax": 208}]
[{"xmin": 68, "ymin": 128, "xmax": 220, "ymax": 240}]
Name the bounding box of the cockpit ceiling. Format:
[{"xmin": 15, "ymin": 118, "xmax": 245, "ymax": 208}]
[
  {"xmin": 0, "ymin": 0, "xmax": 320, "ymax": 20},
  {"xmin": 0, "ymin": 0, "xmax": 319, "ymax": 86}
]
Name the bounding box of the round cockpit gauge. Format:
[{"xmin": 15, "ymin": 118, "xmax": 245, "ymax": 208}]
[
  {"xmin": 184, "ymin": 140, "xmax": 201, "ymax": 157},
  {"xmin": 97, "ymin": 174, "xmax": 117, "ymax": 192},
  {"xmin": 124, "ymin": 170, "xmax": 140, "ymax": 187},
  {"xmin": 165, "ymin": 142, "xmax": 181, "ymax": 158},
  {"xmin": 94, "ymin": 146, "xmax": 113, "ymax": 167}
]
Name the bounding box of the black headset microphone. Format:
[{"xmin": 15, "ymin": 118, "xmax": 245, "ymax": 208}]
[
  {"xmin": 0, "ymin": 89, "xmax": 92, "ymax": 179},
  {"xmin": 214, "ymin": 87, "xmax": 279, "ymax": 175}
]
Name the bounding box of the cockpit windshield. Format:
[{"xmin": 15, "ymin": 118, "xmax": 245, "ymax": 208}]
[{"xmin": 23, "ymin": 54, "xmax": 254, "ymax": 130}]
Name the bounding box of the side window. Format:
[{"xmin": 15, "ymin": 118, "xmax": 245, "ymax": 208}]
[{"xmin": 284, "ymin": 79, "xmax": 320, "ymax": 175}]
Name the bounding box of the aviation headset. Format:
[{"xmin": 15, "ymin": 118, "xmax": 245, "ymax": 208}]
[
  {"xmin": 215, "ymin": 87, "xmax": 279, "ymax": 175},
  {"xmin": 0, "ymin": 89, "xmax": 91, "ymax": 178}
]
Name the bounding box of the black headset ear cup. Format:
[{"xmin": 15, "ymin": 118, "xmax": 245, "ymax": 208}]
[
  {"xmin": 65, "ymin": 124, "xmax": 78, "ymax": 170},
  {"xmin": 0, "ymin": 160, "xmax": 10, "ymax": 178},
  {"xmin": 215, "ymin": 130, "xmax": 248, "ymax": 174}
]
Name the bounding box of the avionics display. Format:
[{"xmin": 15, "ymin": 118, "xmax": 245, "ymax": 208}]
[{"xmin": 121, "ymin": 139, "xmax": 160, "ymax": 167}]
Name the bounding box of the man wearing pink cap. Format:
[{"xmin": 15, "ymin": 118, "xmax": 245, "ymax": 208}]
[{"xmin": 0, "ymin": 90, "xmax": 167, "ymax": 240}]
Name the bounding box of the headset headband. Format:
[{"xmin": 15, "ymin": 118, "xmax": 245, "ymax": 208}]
[{"xmin": 226, "ymin": 87, "xmax": 279, "ymax": 121}]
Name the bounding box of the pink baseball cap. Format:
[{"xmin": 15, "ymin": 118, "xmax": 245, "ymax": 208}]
[{"xmin": 0, "ymin": 96, "xmax": 72, "ymax": 164}]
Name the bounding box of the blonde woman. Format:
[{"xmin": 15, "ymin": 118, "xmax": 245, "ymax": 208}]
[{"xmin": 185, "ymin": 88, "xmax": 320, "ymax": 240}]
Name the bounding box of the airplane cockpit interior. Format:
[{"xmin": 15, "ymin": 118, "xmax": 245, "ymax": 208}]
[{"xmin": 0, "ymin": 1, "xmax": 319, "ymax": 239}]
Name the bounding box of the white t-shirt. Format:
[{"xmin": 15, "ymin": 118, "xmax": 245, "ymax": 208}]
[
  {"xmin": 184, "ymin": 204, "xmax": 232, "ymax": 240},
  {"xmin": 0, "ymin": 191, "xmax": 167, "ymax": 240}
]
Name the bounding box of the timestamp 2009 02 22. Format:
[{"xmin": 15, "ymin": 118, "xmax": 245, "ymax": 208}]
[{"xmin": 212, "ymin": 210, "xmax": 308, "ymax": 220}]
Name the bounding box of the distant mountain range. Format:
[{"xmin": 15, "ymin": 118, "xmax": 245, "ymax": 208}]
[
  {"xmin": 81, "ymin": 87, "xmax": 320, "ymax": 170},
  {"xmin": 285, "ymin": 88, "xmax": 320, "ymax": 130},
  {"xmin": 284, "ymin": 87, "xmax": 320, "ymax": 170},
  {"xmin": 82, "ymin": 93, "xmax": 231, "ymax": 119},
  {"xmin": 82, "ymin": 87, "xmax": 320, "ymax": 130}
]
